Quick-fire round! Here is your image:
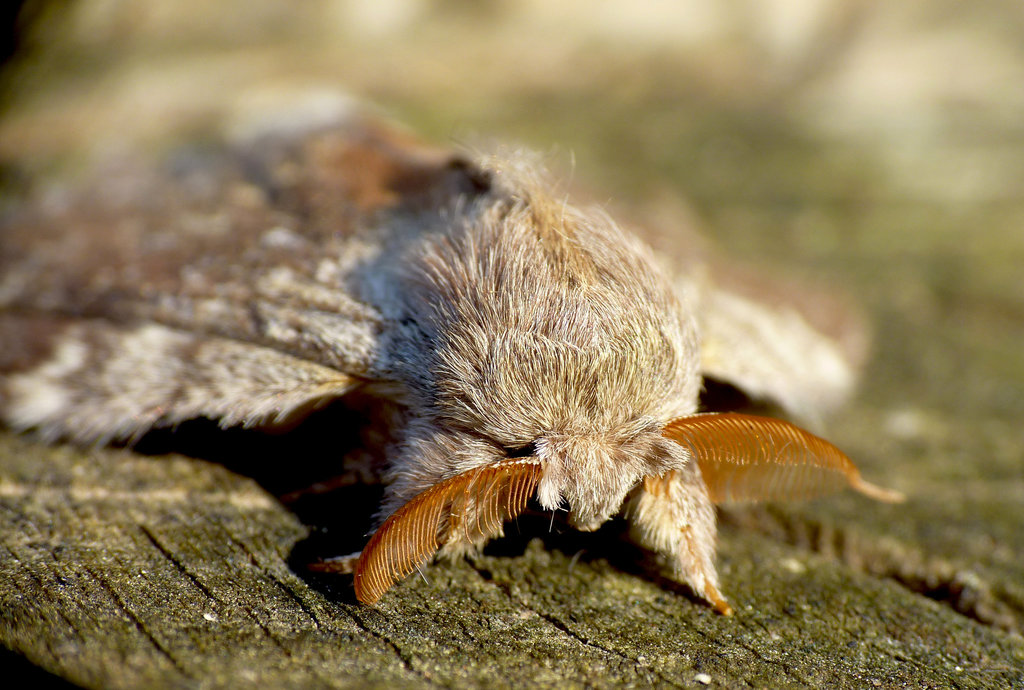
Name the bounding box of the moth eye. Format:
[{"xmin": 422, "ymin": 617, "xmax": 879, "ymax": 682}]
[
  {"xmin": 662, "ymin": 412, "xmax": 904, "ymax": 505},
  {"xmin": 504, "ymin": 441, "xmax": 538, "ymax": 458},
  {"xmin": 353, "ymin": 457, "xmax": 543, "ymax": 604}
]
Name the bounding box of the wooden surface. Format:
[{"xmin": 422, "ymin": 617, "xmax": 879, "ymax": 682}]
[{"xmin": 1, "ymin": 399, "xmax": 1022, "ymax": 689}]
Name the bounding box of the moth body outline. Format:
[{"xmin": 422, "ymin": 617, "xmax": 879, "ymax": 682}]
[{"xmin": 0, "ymin": 105, "xmax": 901, "ymax": 614}]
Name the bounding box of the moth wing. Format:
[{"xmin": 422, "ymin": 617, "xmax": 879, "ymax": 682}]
[
  {"xmin": 0, "ymin": 315, "xmax": 357, "ymax": 444},
  {"xmin": 686, "ymin": 263, "xmax": 869, "ymax": 421},
  {"xmin": 621, "ymin": 201, "xmax": 865, "ymax": 421},
  {"xmin": 0, "ymin": 107, "xmax": 486, "ymax": 371},
  {"xmin": 0, "ymin": 106, "xmax": 489, "ymax": 441}
]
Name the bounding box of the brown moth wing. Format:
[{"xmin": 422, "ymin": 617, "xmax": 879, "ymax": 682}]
[
  {"xmin": 663, "ymin": 413, "xmax": 904, "ymax": 505},
  {"xmin": 0, "ymin": 110, "xmax": 490, "ymax": 441},
  {"xmin": 0, "ymin": 109, "xmax": 486, "ymax": 373},
  {"xmin": 348, "ymin": 458, "xmax": 543, "ymax": 604}
]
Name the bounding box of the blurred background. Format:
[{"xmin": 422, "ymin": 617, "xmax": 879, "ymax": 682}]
[{"xmin": 1, "ymin": 0, "xmax": 1022, "ymax": 601}]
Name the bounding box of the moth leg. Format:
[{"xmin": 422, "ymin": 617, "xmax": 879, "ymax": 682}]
[
  {"xmin": 308, "ymin": 551, "xmax": 362, "ymax": 574},
  {"xmin": 627, "ymin": 467, "xmax": 732, "ymax": 615}
]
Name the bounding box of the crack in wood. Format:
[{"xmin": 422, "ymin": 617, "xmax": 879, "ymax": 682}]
[{"xmin": 81, "ymin": 564, "xmax": 188, "ymax": 676}]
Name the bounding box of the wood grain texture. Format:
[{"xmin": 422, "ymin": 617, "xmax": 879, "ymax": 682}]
[{"xmin": 2, "ymin": 430, "xmax": 1022, "ymax": 689}]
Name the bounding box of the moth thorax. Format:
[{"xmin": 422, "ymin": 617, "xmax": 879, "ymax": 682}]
[{"xmin": 534, "ymin": 428, "xmax": 673, "ymax": 531}]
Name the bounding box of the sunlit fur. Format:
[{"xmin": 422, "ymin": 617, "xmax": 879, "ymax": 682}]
[{"xmin": 382, "ymin": 163, "xmax": 700, "ymax": 516}]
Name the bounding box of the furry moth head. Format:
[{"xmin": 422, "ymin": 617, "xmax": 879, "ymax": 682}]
[{"xmin": 0, "ymin": 105, "xmax": 902, "ymax": 615}]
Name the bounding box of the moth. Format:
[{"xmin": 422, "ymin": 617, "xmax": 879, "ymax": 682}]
[{"xmin": 0, "ymin": 102, "xmax": 901, "ymax": 614}]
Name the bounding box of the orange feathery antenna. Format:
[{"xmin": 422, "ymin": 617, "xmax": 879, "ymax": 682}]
[
  {"xmin": 663, "ymin": 413, "xmax": 904, "ymax": 505},
  {"xmin": 354, "ymin": 457, "xmax": 543, "ymax": 604}
]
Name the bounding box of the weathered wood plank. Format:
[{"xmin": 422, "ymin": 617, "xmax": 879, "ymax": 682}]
[{"xmin": 2, "ymin": 420, "xmax": 1022, "ymax": 688}]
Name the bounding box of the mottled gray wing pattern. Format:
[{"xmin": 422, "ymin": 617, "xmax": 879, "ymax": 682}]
[
  {"xmin": 0, "ymin": 315, "xmax": 357, "ymax": 443},
  {"xmin": 0, "ymin": 110, "xmax": 488, "ymax": 442}
]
